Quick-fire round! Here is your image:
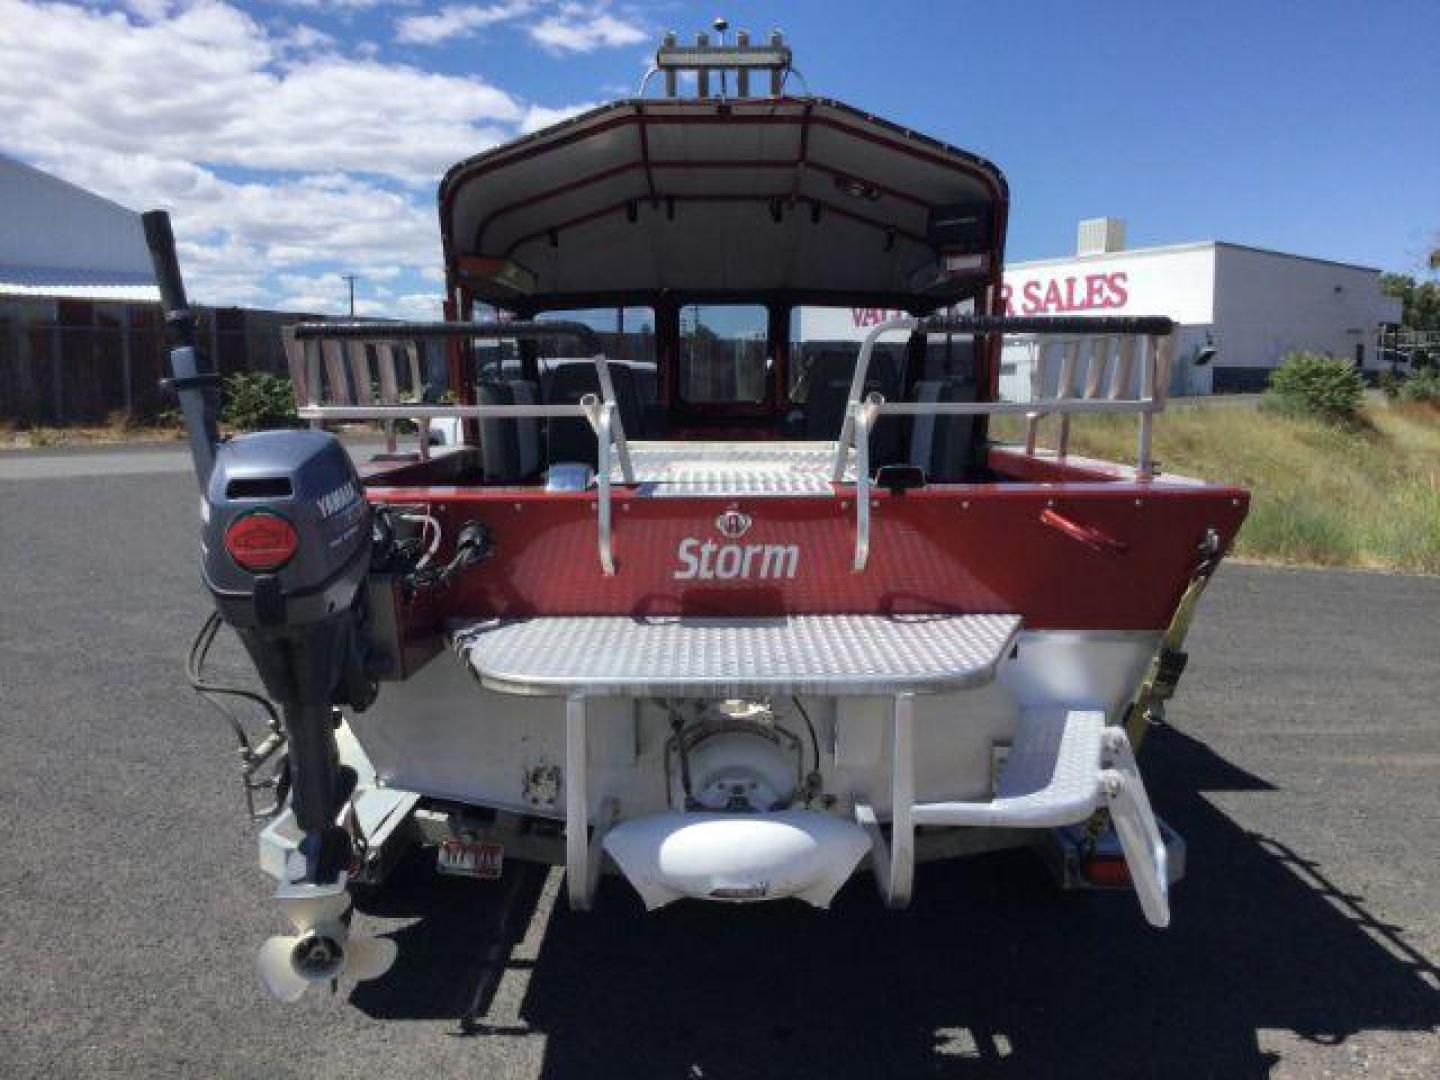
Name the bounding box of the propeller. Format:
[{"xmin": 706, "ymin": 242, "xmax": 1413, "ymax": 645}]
[{"xmin": 255, "ymin": 889, "xmax": 397, "ymax": 1002}]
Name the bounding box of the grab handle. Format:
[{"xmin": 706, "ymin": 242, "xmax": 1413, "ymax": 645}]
[{"xmin": 1039, "ymin": 508, "xmax": 1128, "ymax": 556}]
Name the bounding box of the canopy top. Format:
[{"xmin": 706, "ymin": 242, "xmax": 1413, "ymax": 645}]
[{"xmin": 439, "ymin": 97, "xmax": 1009, "ymax": 312}]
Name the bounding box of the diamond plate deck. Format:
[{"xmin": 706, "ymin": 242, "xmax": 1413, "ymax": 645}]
[
  {"xmin": 450, "ymin": 613, "xmax": 1022, "ymax": 697},
  {"xmin": 615, "ymin": 441, "xmax": 855, "ymax": 497}
]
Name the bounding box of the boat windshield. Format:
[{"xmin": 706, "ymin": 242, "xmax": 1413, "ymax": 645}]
[
  {"xmin": 535, "ymin": 307, "xmax": 657, "ymax": 363},
  {"xmin": 679, "ymin": 305, "xmax": 770, "ymax": 404}
]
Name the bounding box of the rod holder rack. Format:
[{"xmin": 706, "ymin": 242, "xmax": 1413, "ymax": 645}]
[
  {"xmin": 833, "ymin": 315, "xmax": 1177, "ymax": 570},
  {"xmin": 281, "ymin": 320, "xmax": 635, "ymax": 573}
]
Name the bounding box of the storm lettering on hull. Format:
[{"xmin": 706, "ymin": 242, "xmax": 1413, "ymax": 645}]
[{"xmin": 673, "ymin": 538, "xmax": 800, "ymax": 580}]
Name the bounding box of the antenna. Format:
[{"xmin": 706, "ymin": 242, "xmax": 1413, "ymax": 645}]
[{"xmin": 713, "ymin": 17, "xmax": 729, "ymax": 97}]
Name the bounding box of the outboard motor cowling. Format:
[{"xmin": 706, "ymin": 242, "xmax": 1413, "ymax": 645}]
[
  {"xmin": 145, "ymin": 210, "xmax": 376, "ymax": 887},
  {"xmin": 204, "ymin": 430, "xmax": 370, "ymax": 635},
  {"xmin": 203, "ymin": 429, "xmax": 377, "ymax": 883}
]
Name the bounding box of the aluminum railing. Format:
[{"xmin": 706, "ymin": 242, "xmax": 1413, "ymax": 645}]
[
  {"xmin": 282, "ymin": 320, "xmax": 636, "ymax": 573},
  {"xmin": 832, "ymin": 315, "xmax": 1177, "ymax": 570}
]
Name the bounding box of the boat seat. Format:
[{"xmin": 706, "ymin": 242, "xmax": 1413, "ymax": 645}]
[
  {"xmin": 543, "ymin": 361, "xmax": 644, "ymax": 466},
  {"xmin": 477, "ymin": 379, "xmax": 542, "ymax": 482},
  {"xmin": 803, "ymin": 352, "xmax": 903, "ymax": 435},
  {"xmin": 907, "ymin": 377, "xmax": 976, "ymax": 482},
  {"xmin": 803, "ymin": 350, "xmax": 859, "ymax": 440},
  {"xmin": 804, "ymin": 350, "xmax": 904, "ymax": 468}
]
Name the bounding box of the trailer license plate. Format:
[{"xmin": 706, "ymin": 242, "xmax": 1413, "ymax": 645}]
[{"xmin": 437, "ymin": 838, "xmax": 504, "ymax": 880}]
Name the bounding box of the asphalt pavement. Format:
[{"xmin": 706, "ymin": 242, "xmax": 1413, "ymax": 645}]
[{"xmin": 1, "ymin": 449, "xmax": 1436, "ymax": 1079}]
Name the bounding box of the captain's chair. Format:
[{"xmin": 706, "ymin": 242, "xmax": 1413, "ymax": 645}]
[
  {"xmin": 906, "ymin": 377, "xmax": 976, "ymax": 481},
  {"xmin": 477, "ymin": 379, "xmax": 543, "ymax": 482},
  {"xmin": 543, "ymin": 360, "xmax": 643, "ymax": 467}
]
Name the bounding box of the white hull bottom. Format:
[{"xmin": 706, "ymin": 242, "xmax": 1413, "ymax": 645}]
[{"xmin": 262, "ymin": 630, "xmax": 1173, "ymax": 925}]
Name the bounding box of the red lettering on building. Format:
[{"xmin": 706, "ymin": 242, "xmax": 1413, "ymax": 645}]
[
  {"xmin": 1003, "ymin": 271, "xmax": 1131, "ymax": 315},
  {"xmin": 1063, "ymin": 277, "xmax": 1081, "ymax": 309},
  {"xmin": 850, "ymin": 308, "xmax": 906, "ymax": 328}
]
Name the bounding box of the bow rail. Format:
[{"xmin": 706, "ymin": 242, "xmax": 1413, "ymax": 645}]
[
  {"xmin": 282, "ymin": 319, "xmax": 633, "ymax": 473},
  {"xmin": 835, "ymin": 315, "xmax": 1177, "ymax": 570},
  {"xmin": 281, "ymin": 320, "xmax": 635, "ymax": 573}
]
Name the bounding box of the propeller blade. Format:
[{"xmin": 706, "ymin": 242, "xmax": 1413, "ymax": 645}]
[
  {"xmin": 279, "ymin": 890, "xmax": 351, "ymax": 934},
  {"xmin": 256, "ymin": 936, "xmax": 311, "ymax": 1003},
  {"xmin": 344, "ymin": 936, "xmax": 398, "ymax": 982}
]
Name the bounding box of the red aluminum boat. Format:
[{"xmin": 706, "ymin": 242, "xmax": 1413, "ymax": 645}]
[{"xmin": 151, "ymin": 29, "xmax": 1248, "ymax": 1002}]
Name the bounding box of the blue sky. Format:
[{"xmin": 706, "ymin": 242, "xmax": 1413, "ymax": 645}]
[{"xmin": 1, "ymin": 0, "xmax": 1435, "ymax": 316}]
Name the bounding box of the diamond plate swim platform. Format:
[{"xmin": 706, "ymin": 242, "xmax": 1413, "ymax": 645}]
[{"xmin": 450, "ymin": 613, "xmax": 1023, "ymax": 697}]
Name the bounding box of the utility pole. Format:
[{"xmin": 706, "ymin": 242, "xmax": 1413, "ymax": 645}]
[{"xmin": 342, "ymin": 274, "xmax": 357, "ymax": 317}]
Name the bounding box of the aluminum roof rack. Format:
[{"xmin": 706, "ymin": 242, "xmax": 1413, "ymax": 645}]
[{"xmin": 640, "ymin": 23, "xmax": 803, "ymax": 98}]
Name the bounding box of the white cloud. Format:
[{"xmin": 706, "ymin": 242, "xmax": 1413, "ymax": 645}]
[
  {"xmin": 0, "ymin": 0, "xmax": 607, "ymax": 313},
  {"xmin": 31, "ymin": 149, "xmax": 442, "ymax": 307},
  {"xmin": 121, "ymin": 0, "xmax": 177, "ymax": 19},
  {"xmin": 0, "ymin": 1, "xmax": 524, "ymax": 186},
  {"xmin": 529, "ymin": 4, "xmax": 646, "ymax": 55},
  {"xmin": 272, "ymin": 0, "xmax": 415, "ymax": 12},
  {"xmin": 276, "ymin": 21, "xmax": 340, "ymax": 55},
  {"xmin": 388, "ymin": 292, "xmax": 446, "ymax": 319},
  {"xmin": 519, "ymin": 100, "xmax": 598, "ymax": 133},
  {"xmin": 394, "ymin": 1, "xmax": 535, "ymax": 46}
]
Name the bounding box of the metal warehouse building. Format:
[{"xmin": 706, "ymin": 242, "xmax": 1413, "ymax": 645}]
[
  {"xmin": 799, "ymin": 218, "xmax": 1402, "ymax": 397},
  {"xmin": 0, "ymin": 154, "xmax": 310, "ymax": 423}
]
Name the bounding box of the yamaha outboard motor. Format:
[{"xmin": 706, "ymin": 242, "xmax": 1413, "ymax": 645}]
[
  {"xmin": 203, "ymin": 430, "xmax": 376, "ymax": 883},
  {"xmin": 144, "ymin": 211, "xmax": 374, "ymax": 888}
]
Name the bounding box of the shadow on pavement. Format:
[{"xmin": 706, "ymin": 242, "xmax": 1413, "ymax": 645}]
[{"xmin": 351, "ymin": 723, "xmax": 1440, "ymax": 1078}]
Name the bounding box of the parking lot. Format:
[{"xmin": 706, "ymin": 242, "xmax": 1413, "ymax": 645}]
[{"xmin": 1, "ymin": 446, "xmax": 1437, "ymax": 1079}]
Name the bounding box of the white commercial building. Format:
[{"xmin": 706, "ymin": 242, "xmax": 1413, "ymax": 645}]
[{"xmin": 798, "ymin": 218, "xmax": 1403, "ymax": 397}]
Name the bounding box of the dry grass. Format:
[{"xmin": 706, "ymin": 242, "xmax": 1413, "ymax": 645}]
[
  {"xmin": 992, "ymin": 401, "xmax": 1440, "ymax": 574},
  {"xmin": 0, "ymin": 412, "xmax": 184, "ymax": 449}
]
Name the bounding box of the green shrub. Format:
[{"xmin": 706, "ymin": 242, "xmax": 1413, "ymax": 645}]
[
  {"xmin": 222, "ymin": 372, "xmax": 299, "ymax": 431},
  {"xmin": 1399, "ymin": 368, "xmax": 1440, "ymax": 405},
  {"xmin": 1377, "ymin": 370, "xmax": 1402, "ymax": 399},
  {"xmin": 1264, "ymin": 352, "xmax": 1366, "ymax": 424}
]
